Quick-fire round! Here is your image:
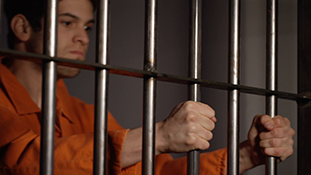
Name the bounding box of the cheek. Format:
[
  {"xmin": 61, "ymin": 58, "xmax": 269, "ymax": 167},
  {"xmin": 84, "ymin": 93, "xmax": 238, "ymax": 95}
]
[{"xmin": 57, "ymin": 32, "xmax": 70, "ymax": 57}]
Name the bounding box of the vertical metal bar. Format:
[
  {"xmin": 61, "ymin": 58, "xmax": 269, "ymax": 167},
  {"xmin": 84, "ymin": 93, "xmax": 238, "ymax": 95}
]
[
  {"xmin": 93, "ymin": 0, "xmax": 110, "ymax": 174},
  {"xmin": 298, "ymin": 1, "xmax": 311, "ymax": 174},
  {"xmin": 40, "ymin": 0, "xmax": 58, "ymax": 175},
  {"xmin": 228, "ymin": 0, "xmax": 240, "ymax": 175},
  {"xmin": 187, "ymin": 0, "xmax": 201, "ymax": 175},
  {"xmin": 142, "ymin": 0, "xmax": 157, "ymax": 175},
  {"xmin": 266, "ymin": 0, "xmax": 278, "ymax": 174}
]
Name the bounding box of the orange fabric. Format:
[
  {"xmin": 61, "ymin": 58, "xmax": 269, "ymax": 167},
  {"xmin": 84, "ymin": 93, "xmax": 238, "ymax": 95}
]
[{"xmin": 0, "ymin": 64, "xmax": 227, "ymax": 175}]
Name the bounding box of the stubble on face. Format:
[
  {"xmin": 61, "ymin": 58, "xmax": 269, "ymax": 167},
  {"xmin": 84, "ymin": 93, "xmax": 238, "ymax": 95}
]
[
  {"xmin": 56, "ymin": 0, "xmax": 94, "ymax": 79},
  {"xmin": 21, "ymin": 0, "xmax": 93, "ymax": 79}
]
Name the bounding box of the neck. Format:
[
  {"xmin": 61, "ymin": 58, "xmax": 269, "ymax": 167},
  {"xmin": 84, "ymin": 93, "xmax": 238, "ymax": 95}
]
[{"xmin": 8, "ymin": 59, "xmax": 43, "ymax": 108}]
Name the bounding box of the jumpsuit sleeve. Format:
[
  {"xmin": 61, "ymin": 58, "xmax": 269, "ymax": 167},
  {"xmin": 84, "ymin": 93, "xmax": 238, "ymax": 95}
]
[
  {"xmin": 0, "ymin": 103, "xmax": 227, "ymax": 175},
  {"xmin": 154, "ymin": 148, "xmax": 227, "ymax": 175},
  {"xmin": 0, "ymin": 106, "xmax": 136, "ymax": 175}
]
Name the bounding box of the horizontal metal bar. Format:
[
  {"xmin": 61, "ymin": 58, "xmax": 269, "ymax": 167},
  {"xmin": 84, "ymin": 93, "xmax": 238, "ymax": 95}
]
[{"xmin": 0, "ymin": 48, "xmax": 310, "ymax": 103}]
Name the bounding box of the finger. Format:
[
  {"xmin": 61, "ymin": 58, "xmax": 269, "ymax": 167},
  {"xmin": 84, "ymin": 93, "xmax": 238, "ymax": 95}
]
[
  {"xmin": 273, "ymin": 115, "xmax": 290, "ymax": 127},
  {"xmin": 185, "ymin": 132, "xmax": 211, "ymax": 150},
  {"xmin": 259, "ymin": 127, "xmax": 295, "ymax": 140},
  {"xmin": 195, "ymin": 102, "xmax": 216, "ymax": 122},
  {"xmin": 188, "ymin": 123, "xmax": 214, "ymax": 141},
  {"xmin": 204, "ymin": 114, "xmax": 217, "ymax": 123},
  {"xmin": 248, "ymin": 114, "xmax": 266, "ymax": 138},
  {"xmin": 259, "ymin": 137, "xmax": 294, "ymax": 148},
  {"xmin": 272, "ymin": 115, "xmax": 285, "ymax": 127},
  {"xmin": 198, "ymin": 126, "xmax": 214, "ymax": 141},
  {"xmin": 196, "ymin": 136, "xmax": 211, "ymax": 150},
  {"xmin": 198, "ymin": 115, "xmax": 216, "ymax": 131},
  {"xmin": 263, "ymin": 147, "xmax": 294, "ymax": 160},
  {"xmin": 260, "ymin": 114, "xmax": 275, "ymax": 131}
]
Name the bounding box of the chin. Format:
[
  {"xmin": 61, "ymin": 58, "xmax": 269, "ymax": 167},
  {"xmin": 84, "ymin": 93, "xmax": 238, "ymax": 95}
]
[{"xmin": 57, "ymin": 66, "xmax": 81, "ymax": 79}]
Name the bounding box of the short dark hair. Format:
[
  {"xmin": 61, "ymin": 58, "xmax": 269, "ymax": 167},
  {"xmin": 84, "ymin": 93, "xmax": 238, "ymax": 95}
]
[{"xmin": 3, "ymin": 0, "xmax": 97, "ymax": 49}]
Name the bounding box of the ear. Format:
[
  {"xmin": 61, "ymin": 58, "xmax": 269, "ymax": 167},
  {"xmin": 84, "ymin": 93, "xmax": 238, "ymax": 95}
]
[{"xmin": 10, "ymin": 14, "xmax": 32, "ymax": 42}]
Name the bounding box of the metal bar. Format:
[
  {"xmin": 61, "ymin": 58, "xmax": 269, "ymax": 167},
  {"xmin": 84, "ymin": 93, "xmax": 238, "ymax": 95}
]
[
  {"xmin": 93, "ymin": 0, "xmax": 110, "ymax": 174},
  {"xmin": 40, "ymin": 0, "xmax": 58, "ymax": 174},
  {"xmin": 0, "ymin": 48, "xmax": 310, "ymax": 102},
  {"xmin": 298, "ymin": 0, "xmax": 311, "ymax": 174},
  {"xmin": 228, "ymin": 0, "xmax": 240, "ymax": 175},
  {"xmin": 266, "ymin": 0, "xmax": 278, "ymax": 174},
  {"xmin": 187, "ymin": 0, "xmax": 202, "ymax": 174},
  {"xmin": 142, "ymin": 0, "xmax": 158, "ymax": 174}
]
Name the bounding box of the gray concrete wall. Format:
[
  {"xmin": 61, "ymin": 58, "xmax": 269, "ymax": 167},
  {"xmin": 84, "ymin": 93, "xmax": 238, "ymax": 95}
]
[{"xmin": 1, "ymin": 0, "xmax": 297, "ymax": 174}]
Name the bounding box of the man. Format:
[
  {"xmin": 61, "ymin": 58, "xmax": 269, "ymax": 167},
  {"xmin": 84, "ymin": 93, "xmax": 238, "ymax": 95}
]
[{"xmin": 0, "ymin": 0, "xmax": 295, "ymax": 174}]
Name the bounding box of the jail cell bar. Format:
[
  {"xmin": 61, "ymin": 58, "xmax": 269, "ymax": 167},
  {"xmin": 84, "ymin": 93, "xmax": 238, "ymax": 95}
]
[
  {"xmin": 187, "ymin": 0, "xmax": 202, "ymax": 175},
  {"xmin": 0, "ymin": 0, "xmax": 305, "ymax": 175},
  {"xmin": 93, "ymin": 0, "xmax": 110, "ymax": 174},
  {"xmin": 228, "ymin": 0, "xmax": 240, "ymax": 175},
  {"xmin": 266, "ymin": 0, "xmax": 278, "ymax": 174},
  {"xmin": 40, "ymin": 0, "xmax": 58, "ymax": 175},
  {"xmin": 142, "ymin": 0, "xmax": 158, "ymax": 175}
]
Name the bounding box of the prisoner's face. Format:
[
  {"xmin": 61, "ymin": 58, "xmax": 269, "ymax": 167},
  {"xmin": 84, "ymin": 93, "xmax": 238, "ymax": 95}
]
[
  {"xmin": 29, "ymin": 0, "xmax": 94, "ymax": 78},
  {"xmin": 56, "ymin": 0, "xmax": 94, "ymax": 78}
]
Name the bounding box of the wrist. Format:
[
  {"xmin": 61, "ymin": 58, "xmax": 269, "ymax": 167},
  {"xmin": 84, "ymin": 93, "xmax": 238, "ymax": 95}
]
[
  {"xmin": 155, "ymin": 121, "xmax": 166, "ymax": 155},
  {"xmin": 239, "ymin": 140, "xmax": 256, "ymax": 174}
]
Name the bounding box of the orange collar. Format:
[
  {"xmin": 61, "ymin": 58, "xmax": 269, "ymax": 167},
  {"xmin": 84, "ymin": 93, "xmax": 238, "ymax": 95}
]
[{"xmin": 0, "ymin": 64, "xmax": 75, "ymax": 123}]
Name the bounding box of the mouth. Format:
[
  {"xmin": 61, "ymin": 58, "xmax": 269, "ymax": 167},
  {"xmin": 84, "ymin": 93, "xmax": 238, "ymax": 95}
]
[{"xmin": 69, "ymin": 51, "xmax": 85, "ymax": 58}]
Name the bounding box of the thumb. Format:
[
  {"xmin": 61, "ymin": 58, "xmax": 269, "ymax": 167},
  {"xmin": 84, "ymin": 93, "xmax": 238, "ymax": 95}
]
[{"xmin": 248, "ymin": 114, "xmax": 273, "ymax": 140}]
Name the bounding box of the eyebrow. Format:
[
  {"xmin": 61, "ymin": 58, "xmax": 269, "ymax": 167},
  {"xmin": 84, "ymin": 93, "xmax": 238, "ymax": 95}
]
[{"xmin": 59, "ymin": 13, "xmax": 95, "ymax": 24}]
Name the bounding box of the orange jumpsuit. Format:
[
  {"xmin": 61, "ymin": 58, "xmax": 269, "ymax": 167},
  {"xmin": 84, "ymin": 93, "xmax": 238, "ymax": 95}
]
[{"xmin": 0, "ymin": 64, "xmax": 227, "ymax": 175}]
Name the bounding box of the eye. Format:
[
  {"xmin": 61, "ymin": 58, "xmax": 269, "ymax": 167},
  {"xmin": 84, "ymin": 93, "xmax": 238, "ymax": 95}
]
[
  {"xmin": 61, "ymin": 21, "xmax": 72, "ymax": 27},
  {"xmin": 84, "ymin": 26, "xmax": 92, "ymax": 32}
]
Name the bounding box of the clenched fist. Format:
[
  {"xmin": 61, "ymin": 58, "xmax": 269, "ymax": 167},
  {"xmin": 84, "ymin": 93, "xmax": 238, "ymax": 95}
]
[
  {"xmin": 155, "ymin": 101, "xmax": 216, "ymax": 154},
  {"xmin": 239, "ymin": 114, "xmax": 295, "ymax": 173}
]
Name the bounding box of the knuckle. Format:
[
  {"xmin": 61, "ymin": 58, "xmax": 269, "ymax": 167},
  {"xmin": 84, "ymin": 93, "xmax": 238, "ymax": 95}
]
[
  {"xmin": 185, "ymin": 134, "xmax": 196, "ymax": 146},
  {"xmin": 269, "ymin": 139, "xmax": 278, "ymax": 147},
  {"xmin": 275, "ymin": 148, "xmax": 285, "ymax": 156},
  {"xmin": 187, "ymin": 124, "xmax": 197, "ymax": 132},
  {"xmin": 186, "ymin": 113, "xmax": 197, "ymax": 122},
  {"xmin": 274, "ymin": 148, "xmax": 283, "ymax": 156},
  {"xmin": 274, "ymin": 118, "xmax": 281, "ymax": 126},
  {"xmin": 271, "ymin": 128, "xmax": 279, "ymax": 136},
  {"xmin": 184, "ymin": 101, "xmax": 195, "ymax": 110}
]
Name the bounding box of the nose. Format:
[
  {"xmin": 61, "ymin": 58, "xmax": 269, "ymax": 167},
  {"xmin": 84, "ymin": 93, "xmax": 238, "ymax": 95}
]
[{"xmin": 73, "ymin": 28, "xmax": 90, "ymax": 45}]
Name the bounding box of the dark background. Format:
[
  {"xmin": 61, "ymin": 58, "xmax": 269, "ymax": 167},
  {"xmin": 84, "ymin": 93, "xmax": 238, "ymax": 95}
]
[{"xmin": 1, "ymin": 0, "xmax": 297, "ymax": 174}]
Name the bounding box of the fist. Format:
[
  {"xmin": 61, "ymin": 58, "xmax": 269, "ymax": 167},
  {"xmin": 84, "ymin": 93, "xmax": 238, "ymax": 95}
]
[
  {"xmin": 248, "ymin": 114, "xmax": 295, "ymax": 165},
  {"xmin": 156, "ymin": 101, "xmax": 216, "ymax": 154}
]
